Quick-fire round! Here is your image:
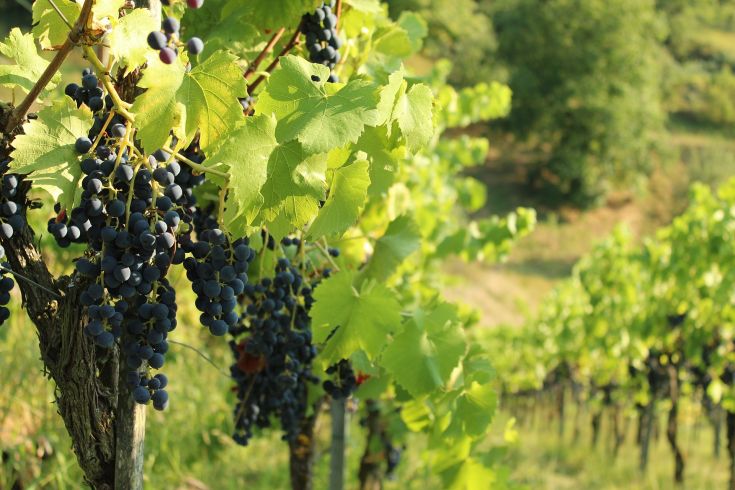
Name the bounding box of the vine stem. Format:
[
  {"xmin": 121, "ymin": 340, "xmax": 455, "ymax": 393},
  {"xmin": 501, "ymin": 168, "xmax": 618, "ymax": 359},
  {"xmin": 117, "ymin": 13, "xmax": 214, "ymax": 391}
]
[
  {"xmin": 161, "ymin": 146, "xmax": 230, "ymax": 180},
  {"xmin": 244, "ymin": 28, "xmax": 286, "ymax": 80},
  {"xmin": 82, "ymin": 45, "xmax": 136, "ymax": 122},
  {"xmin": 217, "ymin": 187, "xmax": 227, "ymax": 227},
  {"xmin": 314, "ymin": 239, "xmax": 341, "ymax": 272},
  {"xmin": 0, "ymin": 264, "xmax": 62, "ymax": 298},
  {"xmin": 4, "ymin": 0, "xmax": 96, "ymax": 132},
  {"xmin": 167, "ymin": 340, "xmax": 230, "ymax": 377},
  {"xmin": 47, "ymin": 0, "xmax": 74, "ymax": 30},
  {"xmin": 248, "ymin": 20, "xmax": 304, "ymax": 94}
]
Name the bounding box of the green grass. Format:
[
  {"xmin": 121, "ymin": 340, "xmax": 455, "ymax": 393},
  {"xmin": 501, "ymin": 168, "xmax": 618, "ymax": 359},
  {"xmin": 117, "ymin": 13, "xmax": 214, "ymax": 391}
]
[{"xmin": 500, "ymin": 401, "xmax": 728, "ymax": 490}]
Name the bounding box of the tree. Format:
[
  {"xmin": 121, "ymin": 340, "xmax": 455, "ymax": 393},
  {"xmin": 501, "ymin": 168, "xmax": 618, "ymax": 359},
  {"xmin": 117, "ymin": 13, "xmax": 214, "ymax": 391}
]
[
  {"xmin": 494, "ymin": 0, "xmax": 666, "ymax": 206},
  {"xmin": 386, "ymin": 0, "xmax": 502, "ymax": 86}
]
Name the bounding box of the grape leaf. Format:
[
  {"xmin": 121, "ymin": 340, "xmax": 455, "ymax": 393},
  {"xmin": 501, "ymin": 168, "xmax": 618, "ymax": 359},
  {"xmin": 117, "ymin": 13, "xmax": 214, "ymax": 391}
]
[
  {"xmin": 131, "ymin": 51, "xmax": 247, "ymax": 153},
  {"xmin": 92, "ymin": 0, "xmax": 125, "ymax": 22},
  {"xmin": 108, "ymin": 8, "xmax": 158, "ymax": 75},
  {"xmin": 397, "ymin": 12, "xmax": 428, "ymax": 53},
  {"xmin": 440, "ymin": 457, "xmax": 495, "ymax": 490},
  {"xmin": 256, "ymin": 55, "xmax": 380, "ymax": 154},
  {"xmin": 361, "ymin": 215, "xmax": 421, "ymax": 282},
  {"xmin": 376, "ymin": 68, "xmax": 405, "ymax": 126},
  {"xmin": 454, "ymin": 381, "xmax": 497, "ymax": 437},
  {"xmin": 307, "ymin": 160, "xmax": 370, "ymax": 239},
  {"xmin": 204, "ymin": 115, "xmax": 278, "ymax": 229},
  {"xmin": 32, "ymin": 0, "xmax": 123, "ymax": 49},
  {"xmin": 32, "ymin": 0, "xmax": 81, "ymax": 50},
  {"xmin": 344, "ymin": 0, "xmax": 382, "ymax": 13},
  {"xmin": 393, "ymin": 83, "xmax": 434, "ymax": 151},
  {"xmin": 311, "ymin": 271, "xmax": 402, "ymax": 363},
  {"xmin": 0, "ymin": 28, "xmax": 60, "ymax": 94},
  {"xmin": 258, "ymin": 141, "xmax": 327, "ymax": 229},
  {"xmin": 226, "ymin": 0, "xmax": 319, "ymax": 30},
  {"xmin": 9, "ymin": 99, "xmax": 93, "ymax": 209},
  {"xmin": 381, "ymin": 304, "xmax": 465, "ymax": 397},
  {"xmin": 355, "ymin": 126, "xmax": 400, "ymax": 196}
]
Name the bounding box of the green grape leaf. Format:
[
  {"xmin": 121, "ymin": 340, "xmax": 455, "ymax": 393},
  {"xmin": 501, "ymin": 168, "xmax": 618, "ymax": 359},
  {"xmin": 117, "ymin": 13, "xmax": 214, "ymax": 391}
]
[
  {"xmin": 440, "ymin": 457, "xmax": 495, "ymax": 490},
  {"xmin": 307, "ymin": 160, "xmax": 370, "ymax": 239},
  {"xmin": 376, "ymin": 68, "xmax": 405, "ymax": 126},
  {"xmin": 204, "ymin": 115, "xmax": 278, "ymax": 230},
  {"xmin": 9, "ymin": 99, "xmax": 93, "ymax": 209},
  {"xmin": 33, "ymin": 0, "xmax": 81, "ymax": 50},
  {"xmin": 256, "ymin": 55, "xmax": 380, "ymax": 154},
  {"xmin": 132, "ymin": 51, "xmax": 247, "ymax": 153},
  {"xmin": 361, "ymin": 215, "xmax": 421, "ymax": 282},
  {"xmin": 394, "ymin": 83, "xmax": 434, "ymax": 151},
  {"xmin": 381, "ymin": 304, "xmax": 465, "ymax": 397},
  {"xmin": 92, "ymin": 0, "xmax": 125, "ymax": 22},
  {"xmin": 0, "ymin": 28, "xmax": 60, "ymax": 93},
  {"xmin": 355, "ymin": 126, "xmax": 400, "ymax": 196},
  {"xmin": 397, "ymin": 12, "xmax": 428, "ymax": 52},
  {"xmin": 228, "ymin": 0, "xmax": 319, "ymax": 30},
  {"xmin": 344, "ymin": 0, "xmax": 382, "ymax": 12},
  {"xmin": 258, "ymin": 141, "xmax": 327, "ymax": 229},
  {"xmin": 455, "ymin": 381, "xmax": 497, "ymax": 437},
  {"xmin": 312, "ymin": 271, "xmax": 402, "ymax": 363},
  {"xmin": 108, "ymin": 8, "xmax": 158, "ymax": 74}
]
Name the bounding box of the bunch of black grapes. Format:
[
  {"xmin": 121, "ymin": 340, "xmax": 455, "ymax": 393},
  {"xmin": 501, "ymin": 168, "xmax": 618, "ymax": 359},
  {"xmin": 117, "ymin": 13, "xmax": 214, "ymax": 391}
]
[
  {"xmin": 53, "ymin": 67, "xmax": 217, "ymax": 410},
  {"xmin": 0, "ymin": 245, "xmax": 14, "ymax": 327},
  {"xmin": 147, "ymin": 1, "xmax": 205, "ymax": 64},
  {"xmin": 302, "ymin": 2, "xmax": 342, "ymax": 83},
  {"xmin": 228, "ymin": 257, "xmax": 320, "ymax": 445},
  {"xmin": 0, "ymin": 160, "xmax": 25, "ymax": 239},
  {"xmin": 323, "ymin": 359, "xmax": 357, "ymax": 400}
]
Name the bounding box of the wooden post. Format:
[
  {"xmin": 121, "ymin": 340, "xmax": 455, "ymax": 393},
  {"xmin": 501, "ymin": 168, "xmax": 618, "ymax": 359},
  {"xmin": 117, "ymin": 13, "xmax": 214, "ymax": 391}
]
[
  {"xmin": 114, "ymin": 357, "xmax": 147, "ymax": 490},
  {"xmin": 329, "ymin": 398, "xmax": 347, "ymax": 490}
]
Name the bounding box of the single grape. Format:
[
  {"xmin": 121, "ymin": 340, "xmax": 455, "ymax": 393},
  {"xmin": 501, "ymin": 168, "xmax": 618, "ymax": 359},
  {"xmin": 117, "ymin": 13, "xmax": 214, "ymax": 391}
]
[{"xmin": 187, "ymin": 37, "xmax": 204, "ymax": 55}]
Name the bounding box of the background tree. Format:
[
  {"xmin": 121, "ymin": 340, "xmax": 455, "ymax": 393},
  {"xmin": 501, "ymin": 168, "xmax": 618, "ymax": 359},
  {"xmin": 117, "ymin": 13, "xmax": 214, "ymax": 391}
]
[{"xmin": 493, "ymin": 0, "xmax": 667, "ymax": 206}]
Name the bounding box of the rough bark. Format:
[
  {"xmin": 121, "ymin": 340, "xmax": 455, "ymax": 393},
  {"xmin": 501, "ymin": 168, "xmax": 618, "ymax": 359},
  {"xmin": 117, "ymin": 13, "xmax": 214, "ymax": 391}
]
[
  {"xmin": 639, "ymin": 398, "xmax": 656, "ymax": 472},
  {"xmin": 288, "ymin": 403, "xmax": 321, "ymax": 490},
  {"xmin": 666, "ymin": 365, "xmax": 684, "ymax": 484},
  {"xmin": 591, "ymin": 410, "xmax": 602, "ymax": 448},
  {"xmin": 358, "ymin": 401, "xmax": 383, "ymax": 490},
  {"xmin": 611, "ymin": 406, "xmax": 626, "ymax": 460},
  {"xmin": 557, "ymin": 384, "xmax": 565, "ymax": 439}
]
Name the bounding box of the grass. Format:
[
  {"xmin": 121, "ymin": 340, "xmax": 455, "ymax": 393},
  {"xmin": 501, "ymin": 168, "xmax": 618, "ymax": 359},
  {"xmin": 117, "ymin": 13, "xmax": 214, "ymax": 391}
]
[{"xmin": 500, "ymin": 399, "xmax": 729, "ymax": 490}]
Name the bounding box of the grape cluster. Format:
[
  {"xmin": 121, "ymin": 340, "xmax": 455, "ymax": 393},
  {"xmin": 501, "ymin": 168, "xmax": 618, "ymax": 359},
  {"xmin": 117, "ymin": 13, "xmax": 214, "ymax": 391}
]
[
  {"xmin": 302, "ymin": 2, "xmax": 342, "ymax": 83},
  {"xmin": 54, "ymin": 68, "xmax": 217, "ymax": 409},
  {"xmin": 147, "ymin": 3, "xmax": 205, "ymax": 65},
  {"xmin": 182, "ymin": 228, "xmax": 252, "ymax": 337},
  {"xmin": 323, "ymin": 359, "xmax": 357, "ymax": 400},
  {"xmin": 229, "ymin": 257, "xmax": 319, "ymax": 445},
  {"xmin": 0, "ymin": 245, "xmax": 14, "ymax": 327},
  {"xmin": 64, "ymin": 68, "xmax": 111, "ymax": 114},
  {"xmin": 0, "ymin": 160, "xmax": 25, "ymax": 239}
]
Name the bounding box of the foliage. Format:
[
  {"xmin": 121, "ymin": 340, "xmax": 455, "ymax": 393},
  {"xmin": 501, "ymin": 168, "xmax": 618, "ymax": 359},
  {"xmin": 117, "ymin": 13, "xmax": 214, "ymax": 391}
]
[{"xmin": 492, "ymin": 0, "xmax": 667, "ymax": 207}]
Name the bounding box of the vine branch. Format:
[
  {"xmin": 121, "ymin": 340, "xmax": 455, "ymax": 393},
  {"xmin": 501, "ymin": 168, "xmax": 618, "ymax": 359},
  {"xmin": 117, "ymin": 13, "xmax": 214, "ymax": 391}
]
[
  {"xmin": 162, "ymin": 146, "xmax": 230, "ymax": 180},
  {"xmin": 4, "ymin": 0, "xmax": 97, "ymax": 132},
  {"xmin": 248, "ymin": 21, "xmax": 304, "ymax": 94},
  {"xmin": 244, "ymin": 28, "xmax": 286, "ymax": 80}
]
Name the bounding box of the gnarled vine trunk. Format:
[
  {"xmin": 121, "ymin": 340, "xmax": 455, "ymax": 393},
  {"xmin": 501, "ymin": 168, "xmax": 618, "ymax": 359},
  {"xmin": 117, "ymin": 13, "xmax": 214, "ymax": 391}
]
[
  {"xmin": 288, "ymin": 401, "xmax": 321, "ymax": 490},
  {"xmin": 358, "ymin": 400, "xmax": 383, "ymax": 490},
  {"xmin": 0, "ymin": 2, "xmax": 160, "ymax": 487},
  {"xmin": 666, "ymin": 365, "xmax": 684, "ymax": 484}
]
